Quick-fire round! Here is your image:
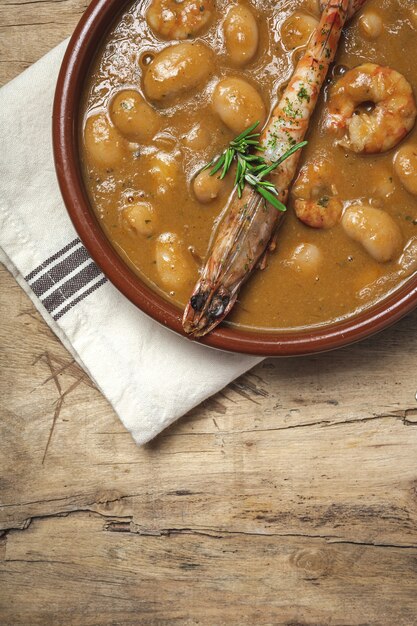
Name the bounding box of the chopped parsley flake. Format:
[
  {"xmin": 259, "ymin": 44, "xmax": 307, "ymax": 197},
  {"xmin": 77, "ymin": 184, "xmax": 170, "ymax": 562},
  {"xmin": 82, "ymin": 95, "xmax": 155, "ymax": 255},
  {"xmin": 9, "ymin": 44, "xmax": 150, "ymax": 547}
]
[
  {"xmin": 283, "ymin": 98, "xmax": 303, "ymax": 119},
  {"xmin": 297, "ymin": 86, "xmax": 310, "ymax": 103}
]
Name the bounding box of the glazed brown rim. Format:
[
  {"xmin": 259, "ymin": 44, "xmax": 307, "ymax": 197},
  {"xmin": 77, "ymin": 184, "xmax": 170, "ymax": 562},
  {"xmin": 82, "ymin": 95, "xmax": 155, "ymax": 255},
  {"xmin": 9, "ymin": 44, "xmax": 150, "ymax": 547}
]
[{"xmin": 53, "ymin": 0, "xmax": 417, "ymax": 356}]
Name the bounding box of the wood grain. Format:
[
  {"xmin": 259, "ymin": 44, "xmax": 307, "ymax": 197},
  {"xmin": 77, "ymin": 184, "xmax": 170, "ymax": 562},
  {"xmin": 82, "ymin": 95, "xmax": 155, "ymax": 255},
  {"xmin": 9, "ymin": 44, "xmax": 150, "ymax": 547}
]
[{"xmin": 1, "ymin": 2, "xmax": 417, "ymax": 624}]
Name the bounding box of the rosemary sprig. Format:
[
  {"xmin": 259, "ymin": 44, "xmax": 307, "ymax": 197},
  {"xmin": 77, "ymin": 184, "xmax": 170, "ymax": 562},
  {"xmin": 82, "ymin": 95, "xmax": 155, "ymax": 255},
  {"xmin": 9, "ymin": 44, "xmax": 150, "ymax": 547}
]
[{"xmin": 203, "ymin": 121, "xmax": 307, "ymax": 211}]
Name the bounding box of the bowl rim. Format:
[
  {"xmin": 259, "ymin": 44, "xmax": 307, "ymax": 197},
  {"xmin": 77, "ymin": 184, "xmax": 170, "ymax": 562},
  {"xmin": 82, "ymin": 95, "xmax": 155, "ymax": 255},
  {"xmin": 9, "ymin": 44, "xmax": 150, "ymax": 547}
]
[{"xmin": 52, "ymin": 0, "xmax": 417, "ymax": 357}]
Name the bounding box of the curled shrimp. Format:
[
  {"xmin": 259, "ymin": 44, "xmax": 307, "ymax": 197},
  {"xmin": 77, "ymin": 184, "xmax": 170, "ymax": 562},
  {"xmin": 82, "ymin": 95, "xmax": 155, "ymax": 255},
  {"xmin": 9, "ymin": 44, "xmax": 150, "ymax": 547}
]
[
  {"xmin": 292, "ymin": 157, "xmax": 343, "ymax": 228},
  {"xmin": 183, "ymin": 0, "xmax": 368, "ymax": 337},
  {"xmin": 146, "ymin": 0, "xmax": 215, "ymax": 40},
  {"xmin": 326, "ymin": 63, "xmax": 417, "ymax": 154}
]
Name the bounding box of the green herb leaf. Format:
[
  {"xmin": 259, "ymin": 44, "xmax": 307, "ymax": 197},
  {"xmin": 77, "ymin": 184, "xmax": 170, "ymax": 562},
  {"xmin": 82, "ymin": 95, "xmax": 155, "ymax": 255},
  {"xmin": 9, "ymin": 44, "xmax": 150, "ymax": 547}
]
[
  {"xmin": 202, "ymin": 122, "xmax": 307, "ymax": 211},
  {"xmin": 256, "ymin": 186, "xmax": 287, "ymax": 211}
]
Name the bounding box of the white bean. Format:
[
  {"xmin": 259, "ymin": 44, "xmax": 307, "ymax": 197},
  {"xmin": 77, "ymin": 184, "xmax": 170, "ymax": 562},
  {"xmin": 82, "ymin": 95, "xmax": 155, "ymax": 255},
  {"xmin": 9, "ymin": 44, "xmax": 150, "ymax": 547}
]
[
  {"xmin": 155, "ymin": 232, "xmax": 192, "ymax": 290},
  {"xmin": 359, "ymin": 11, "xmax": 383, "ymax": 39},
  {"xmin": 110, "ymin": 90, "xmax": 161, "ymax": 142},
  {"xmin": 342, "ymin": 204, "xmax": 403, "ymax": 263},
  {"xmin": 84, "ymin": 113, "xmax": 126, "ymax": 169},
  {"xmin": 398, "ymin": 237, "xmax": 417, "ymax": 276},
  {"xmin": 212, "ymin": 77, "xmax": 266, "ymax": 134},
  {"xmin": 143, "ymin": 42, "xmax": 214, "ymax": 102},
  {"xmin": 123, "ymin": 202, "xmax": 156, "ymax": 237},
  {"xmin": 393, "ymin": 145, "xmax": 417, "ymax": 196},
  {"xmin": 281, "ymin": 12, "xmax": 319, "ymax": 50},
  {"xmin": 183, "ymin": 123, "xmax": 211, "ymax": 150},
  {"xmin": 193, "ymin": 169, "xmax": 226, "ymax": 203},
  {"xmin": 146, "ymin": 0, "xmax": 214, "ymax": 40},
  {"xmin": 149, "ymin": 151, "xmax": 180, "ymax": 196},
  {"xmin": 286, "ymin": 243, "xmax": 322, "ymax": 275},
  {"xmin": 223, "ymin": 5, "xmax": 259, "ymax": 67}
]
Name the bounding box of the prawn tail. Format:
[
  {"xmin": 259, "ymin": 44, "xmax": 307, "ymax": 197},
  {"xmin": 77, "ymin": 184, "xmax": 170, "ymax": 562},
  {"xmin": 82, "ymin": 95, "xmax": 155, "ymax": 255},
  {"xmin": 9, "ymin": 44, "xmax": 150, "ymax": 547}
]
[
  {"xmin": 257, "ymin": 213, "xmax": 286, "ymax": 270},
  {"xmin": 183, "ymin": 280, "xmax": 237, "ymax": 337},
  {"xmin": 319, "ymin": 0, "xmax": 366, "ymax": 20}
]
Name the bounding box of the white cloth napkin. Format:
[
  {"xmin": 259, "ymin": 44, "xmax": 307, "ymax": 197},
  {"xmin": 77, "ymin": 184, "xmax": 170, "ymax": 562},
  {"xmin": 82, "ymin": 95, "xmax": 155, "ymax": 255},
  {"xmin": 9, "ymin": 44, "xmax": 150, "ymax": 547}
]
[{"xmin": 0, "ymin": 41, "xmax": 261, "ymax": 445}]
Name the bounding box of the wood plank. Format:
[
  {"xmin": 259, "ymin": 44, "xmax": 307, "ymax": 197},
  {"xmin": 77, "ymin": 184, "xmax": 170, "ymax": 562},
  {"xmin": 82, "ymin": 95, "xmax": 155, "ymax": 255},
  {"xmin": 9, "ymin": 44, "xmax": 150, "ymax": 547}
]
[
  {"xmin": 0, "ymin": 0, "xmax": 87, "ymax": 84},
  {"xmin": 1, "ymin": 512, "xmax": 417, "ymax": 625}
]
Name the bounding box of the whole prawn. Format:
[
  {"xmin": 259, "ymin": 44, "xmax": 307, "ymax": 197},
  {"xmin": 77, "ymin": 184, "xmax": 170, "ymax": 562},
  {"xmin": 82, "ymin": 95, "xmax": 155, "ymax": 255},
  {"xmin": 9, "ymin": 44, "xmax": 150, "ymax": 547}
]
[{"xmin": 183, "ymin": 0, "xmax": 367, "ymax": 337}]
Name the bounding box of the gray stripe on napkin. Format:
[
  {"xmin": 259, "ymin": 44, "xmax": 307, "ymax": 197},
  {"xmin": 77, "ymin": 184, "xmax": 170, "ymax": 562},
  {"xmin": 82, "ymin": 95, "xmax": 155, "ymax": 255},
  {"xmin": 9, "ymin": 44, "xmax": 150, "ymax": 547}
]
[
  {"xmin": 31, "ymin": 246, "xmax": 90, "ymax": 298},
  {"xmin": 53, "ymin": 277, "xmax": 108, "ymax": 321},
  {"xmin": 42, "ymin": 261, "xmax": 103, "ymax": 314},
  {"xmin": 30, "ymin": 245, "xmax": 90, "ymax": 297},
  {"xmin": 24, "ymin": 239, "xmax": 108, "ymax": 319},
  {"xmin": 25, "ymin": 238, "xmax": 80, "ymax": 282}
]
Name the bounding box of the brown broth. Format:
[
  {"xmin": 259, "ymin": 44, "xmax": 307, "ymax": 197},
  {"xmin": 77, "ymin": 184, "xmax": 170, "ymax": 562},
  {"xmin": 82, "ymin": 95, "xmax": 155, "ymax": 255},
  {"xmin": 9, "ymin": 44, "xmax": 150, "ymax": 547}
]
[{"xmin": 80, "ymin": 0, "xmax": 417, "ymax": 332}]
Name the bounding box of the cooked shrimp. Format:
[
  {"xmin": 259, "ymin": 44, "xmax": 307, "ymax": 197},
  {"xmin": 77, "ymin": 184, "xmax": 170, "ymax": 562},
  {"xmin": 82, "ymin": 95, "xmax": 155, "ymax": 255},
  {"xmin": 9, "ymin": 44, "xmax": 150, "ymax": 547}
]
[
  {"xmin": 326, "ymin": 63, "xmax": 417, "ymax": 153},
  {"xmin": 146, "ymin": 0, "xmax": 214, "ymax": 40},
  {"xmin": 319, "ymin": 0, "xmax": 367, "ymax": 19},
  {"xmin": 183, "ymin": 0, "xmax": 367, "ymax": 337},
  {"xmin": 292, "ymin": 157, "xmax": 343, "ymax": 228}
]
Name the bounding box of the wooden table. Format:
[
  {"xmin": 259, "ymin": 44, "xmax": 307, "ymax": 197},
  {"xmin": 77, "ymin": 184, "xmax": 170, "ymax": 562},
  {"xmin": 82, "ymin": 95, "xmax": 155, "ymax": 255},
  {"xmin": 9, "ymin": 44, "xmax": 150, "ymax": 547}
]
[{"xmin": 1, "ymin": 2, "xmax": 417, "ymax": 624}]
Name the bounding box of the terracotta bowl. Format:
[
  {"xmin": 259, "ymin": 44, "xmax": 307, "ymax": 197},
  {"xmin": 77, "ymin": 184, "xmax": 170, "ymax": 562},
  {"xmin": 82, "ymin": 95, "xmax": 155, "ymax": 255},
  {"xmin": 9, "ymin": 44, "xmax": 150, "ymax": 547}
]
[{"xmin": 53, "ymin": 0, "xmax": 417, "ymax": 356}]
